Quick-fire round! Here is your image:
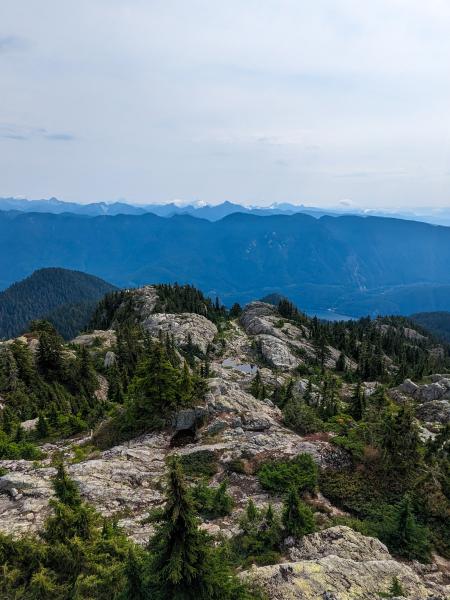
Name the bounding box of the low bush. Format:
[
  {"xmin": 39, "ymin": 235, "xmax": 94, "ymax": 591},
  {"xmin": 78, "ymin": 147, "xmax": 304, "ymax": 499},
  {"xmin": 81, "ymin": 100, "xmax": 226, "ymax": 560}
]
[
  {"xmin": 180, "ymin": 450, "xmax": 218, "ymax": 478},
  {"xmin": 192, "ymin": 480, "xmax": 234, "ymax": 518},
  {"xmin": 258, "ymin": 453, "xmax": 318, "ymax": 495}
]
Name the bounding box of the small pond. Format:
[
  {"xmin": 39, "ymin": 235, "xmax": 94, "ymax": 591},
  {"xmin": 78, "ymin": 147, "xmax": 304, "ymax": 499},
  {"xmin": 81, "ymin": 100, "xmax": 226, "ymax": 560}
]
[{"xmin": 222, "ymin": 358, "xmax": 258, "ymax": 375}]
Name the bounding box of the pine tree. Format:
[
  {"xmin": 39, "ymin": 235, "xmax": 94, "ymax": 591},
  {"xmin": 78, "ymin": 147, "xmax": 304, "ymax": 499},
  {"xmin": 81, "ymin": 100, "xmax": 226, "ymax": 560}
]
[
  {"xmin": 282, "ymin": 487, "xmax": 315, "ymax": 538},
  {"xmin": 148, "ymin": 456, "xmax": 245, "ymax": 599},
  {"xmin": 389, "ymin": 494, "xmax": 431, "ymax": 562},
  {"xmin": 44, "ymin": 462, "xmax": 97, "ymax": 543},
  {"xmin": 36, "ymin": 329, "xmax": 64, "ymax": 380},
  {"xmin": 229, "ymin": 303, "xmax": 242, "ymax": 318},
  {"xmin": 381, "ymin": 405, "xmax": 420, "ymax": 479},
  {"xmin": 121, "ymin": 548, "xmax": 147, "ymax": 600},
  {"xmin": 126, "ymin": 344, "xmax": 181, "ymax": 428},
  {"xmin": 336, "ymin": 352, "xmax": 346, "ymax": 372},
  {"xmin": 303, "ymin": 378, "xmax": 313, "ymax": 406},
  {"xmin": 250, "ymin": 370, "xmax": 263, "ymax": 399},
  {"xmin": 246, "ymin": 499, "xmax": 258, "ymax": 523},
  {"xmin": 211, "ymin": 482, "xmax": 234, "ymax": 516},
  {"xmin": 350, "ymin": 382, "xmax": 365, "ymax": 420},
  {"xmin": 77, "ymin": 345, "xmax": 97, "ymax": 395},
  {"xmin": 52, "ymin": 461, "xmax": 81, "ymax": 507},
  {"xmin": 0, "ymin": 347, "xmax": 18, "ymax": 392},
  {"xmin": 389, "ymin": 576, "xmax": 405, "ymax": 597}
]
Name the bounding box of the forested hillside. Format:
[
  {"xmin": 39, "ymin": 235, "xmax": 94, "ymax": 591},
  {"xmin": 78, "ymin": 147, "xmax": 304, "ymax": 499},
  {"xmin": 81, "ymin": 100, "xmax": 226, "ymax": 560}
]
[
  {"xmin": 411, "ymin": 311, "xmax": 450, "ymax": 343},
  {"xmin": 0, "ymin": 268, "xmax": 116, "ymax": 340},
  {"xmin": 2, "ymin": 211, "xmax": 450, "ymax": 315}
]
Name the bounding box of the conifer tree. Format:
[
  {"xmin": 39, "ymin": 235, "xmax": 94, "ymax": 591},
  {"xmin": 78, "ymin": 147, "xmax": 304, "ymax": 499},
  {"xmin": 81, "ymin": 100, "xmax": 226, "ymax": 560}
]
[
  {"xmin": 126, "ymin": 344, "xmax": 180, "ymax": 428},
  {"xmin": 52, "ymin": 461, "xmax": 81, "ymax": 507},
  {"xmin": 121, "ymin": 548, "xmax": 147, "ymax": 600},
  {"xmin": 381, "ymin": 405, "xmax": 420, "ymax": 479},
  {"xmin": 0, "ymin": 347, "xmax": 18, "ymax": 392},
  {"xmin": 388, "ymin": 494, "xmax": 431, "ymax": 562},
  {"xmin": 229, "ymin": 303, "xmax": 242, "ymax": 318},
  {"xmin": 282, "ymin": 487, "xmax": 315, "ymax": 538},
  {"xmin": 36, "ymin": 328, "xmax": 64, "ymax": 380},
  {"xmin": 148, "ymin": 456, "xmax": 246, "ymax": 599},
  {"xmin": 250, "ymin": 370, "xmax": 263, "ymax": 399},
  {"xmin": 389, "ymin": 577, "xmax": 405, "ymax": 597},
  {"xmin": 336, "ymin": 352, "xmax": 346, "ymax": 373},
  {"xmin": 303, "ymin": 378, "xmax": 313, "ymax": 406},
  {"xmin": 350, "ymin": 382, "xmax": 365, "ymax": 420}
]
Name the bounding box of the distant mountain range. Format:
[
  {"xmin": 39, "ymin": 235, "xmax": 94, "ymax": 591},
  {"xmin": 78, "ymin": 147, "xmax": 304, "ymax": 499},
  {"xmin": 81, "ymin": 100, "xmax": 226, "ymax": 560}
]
[
  {"xmin": 2, "ymin": 196, "xmax": 450, "ymax": 226},
  {"xmin": 2, "ymin": 210, "xmax": 450, "ymax": 316},
  {"xmin": 0, "ymin": 267, "xmax": 116, "ymax": 340}
]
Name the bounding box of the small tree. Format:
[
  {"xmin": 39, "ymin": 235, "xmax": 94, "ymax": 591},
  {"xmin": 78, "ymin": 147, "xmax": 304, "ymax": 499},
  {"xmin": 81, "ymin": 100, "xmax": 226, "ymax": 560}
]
[
  {"xmin": 282, "ymin": 487, "xmax": 315, "ymax": 538},
  {"xmin": 350, "ymin": 382, "xmax": 366, "ymax": 421},
  {"xmin": 36, "ymin": 414, "xmax": 49, "ymax": 438},
  {"xmin": 121, "ymin": 548, "xmax": 147, "ymax": 600},
  {"xmin": 148, "ymin": 456, "xmax": 247, "ymax": 599},
  {"xmin": 52, "ymin": 461, "xmax": 81, "ymax": 507},
  {"xmin": 389, "ymin": 576, "xmax": 405, "ymax": 597},
  {"xmin": 388, "ymin": 495, "xmax": 431, "ymax": 562}
]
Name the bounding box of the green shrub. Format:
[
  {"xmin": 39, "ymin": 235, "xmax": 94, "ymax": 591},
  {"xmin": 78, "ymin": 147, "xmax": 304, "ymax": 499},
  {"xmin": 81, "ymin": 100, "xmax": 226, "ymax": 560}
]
[
  {"xmin": 0, "ymin": 438, "xmax": 43, "ymax": 461},
  {"xmin": 258, "ymin": 453, "xmax": 318, "ymax": 495},
  {"xmin": 192, "ymin": 481, "xmax": 234, "ymax": 518},
  {"xmin": 231, "ymin": 501, "xmax": 282, "ymax": 567},
  {"xmin": 283, "ymin": 399, "xmax": 324, "ymax": 435},
  {"xmin": 180, "ymin": 450, "xmax": 218, "ymax": 478}
]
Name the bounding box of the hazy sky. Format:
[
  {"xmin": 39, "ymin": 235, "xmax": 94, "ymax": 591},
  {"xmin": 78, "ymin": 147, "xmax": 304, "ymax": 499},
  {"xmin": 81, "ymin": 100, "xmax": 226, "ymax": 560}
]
[{"xmin": 1, "ymin": 1, "xmax": 450, "ymax": 208}]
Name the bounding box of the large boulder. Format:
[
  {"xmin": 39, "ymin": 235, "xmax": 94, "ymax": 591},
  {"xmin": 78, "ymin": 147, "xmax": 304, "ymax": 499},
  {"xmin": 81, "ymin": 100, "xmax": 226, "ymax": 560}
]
[
  {"xmin": 416, "ymin": 400, "xmax": 450, "ymax": 424},
  {"xmin": 142, "ymin": 313, "xmax": 217, "ymax": 353},
  {"xmin": 171, "ymin": 407, "xmax": 208, "ymax": 431},
  {"xmin": 287, "ymin": 526, "xmax": 389, "ymax": 563},
  {"xmin": 239, "ymin": 302, "xmax": 279, "ymax": 336},
  {"xmin": 71, "ymin": 329, "xmax": 116, "ymax": 348},
  {"xmin": 243, "ymin": 526, "xmax": 449, "ymax": 600},
  {"xmin": 399, "ymin": 377, "xmax": 450, "ymax": 403},
  {"xmin": 256, "ymin": 334, "xmax": 299, "ymax": 369}
]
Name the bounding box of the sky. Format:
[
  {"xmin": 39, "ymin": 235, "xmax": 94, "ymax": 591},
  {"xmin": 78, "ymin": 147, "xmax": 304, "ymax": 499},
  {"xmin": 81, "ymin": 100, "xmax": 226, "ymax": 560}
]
[{"xmin": 1, "ymin": 1, "xmax": 450, "ymax": 209}]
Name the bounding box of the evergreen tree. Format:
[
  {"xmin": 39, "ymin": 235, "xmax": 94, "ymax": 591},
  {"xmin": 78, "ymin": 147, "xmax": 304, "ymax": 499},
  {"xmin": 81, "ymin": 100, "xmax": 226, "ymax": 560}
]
[
  {"xmin": 350, "ymin": 382, "xmax": 366, "ymax": 421},
  {"xmin": 180, "ymin": 360, "xmax": 193, "ymax": 404},
  {"xmin": 36, "ymin": 328, "xmax": 64, "ymax": 380},
  {"xmin": 77, "ymin": 345, "xmax": 97, "ymax": 395},
  {"xmin": 121, "ymin": 548, "xmax": 147, "ymax": 600},
  {"xmin": 246, "ymin": 499, "xmax": 258, "ymax": 523},
  {"xmin": 336, "ymin": 352, "xmax": 346, "ymax": 373},
  {"xmin": 388, "ymin": 495, "xmax": 431, "ymax": 562},
  {"xmin": 0, "ymin": 347, "xmax": 18, "ymax": 392},
  {"xmin": 250, "ymin": 370, "xmax": 263, "ymax": 400},
  {"xmin": 52, "ymin": 461, "xmax": 81, "ymax": 507},
  {"xmin": 389, "ymin": 576, "xmax": 405, "ymax": 597},
  {"xmin": 125, "ymin": 344, "xmax": 181, "ymax": 429},
  {"xmin": 381, "ymin": 405, "xmax": 420, "ymax": 480},
  {"xmin": 148, "ymin": 456, "xmax": 246, "ymax": 599},
  {"xmin": 282, "ymin": 487, "xmax": 315, "ymax": 538},
  {"xmin": 44, "ymin": 462, "xmax": 97, "ymax": 544},
  {"xmin": 303, "ymin": 378, "xmax": 313, "ymax": 406},
  {"xmin": 229, "ymin": 303, "xmax": 242, "ymax": 318}
]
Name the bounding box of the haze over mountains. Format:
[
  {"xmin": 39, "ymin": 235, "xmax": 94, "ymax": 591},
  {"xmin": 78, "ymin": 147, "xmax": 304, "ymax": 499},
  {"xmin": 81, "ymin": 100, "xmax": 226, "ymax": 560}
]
[
  {"xmin": 2, "ymin": 209, "xmax": 450, "ymax": 317},
  {"xmin": 2, "ymin": 196, "xmax": 450, "ymax": 226}
]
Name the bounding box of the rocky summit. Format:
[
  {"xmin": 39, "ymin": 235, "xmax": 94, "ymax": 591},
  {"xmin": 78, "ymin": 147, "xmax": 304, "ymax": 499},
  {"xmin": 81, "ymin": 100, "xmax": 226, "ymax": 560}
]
[{"xmin": 0, "ymin": 283, "xmax": 449, "ymax": 599}]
